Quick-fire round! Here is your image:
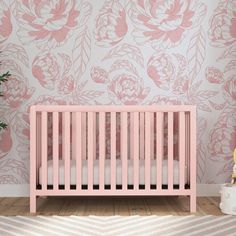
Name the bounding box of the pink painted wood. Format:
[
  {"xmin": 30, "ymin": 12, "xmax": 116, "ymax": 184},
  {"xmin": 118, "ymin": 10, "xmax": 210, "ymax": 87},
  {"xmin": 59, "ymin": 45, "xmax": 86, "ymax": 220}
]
[
  {"xmin": 179, "ymin": 112, "xmax": 185, "ymax": 190},
  {"xmin": 30, "ymin": 106, "xmax": 36, "ymax": 213},
  {"xmin": 88, "ymin": 112, "xmax": 94, "ymax": 190},
  {"xmin": 150, "ymin": 113, "xmax": 154, "ymax": 160},
  {"xmin": 111, "ymin": 112, "xmax": 116, "ymax": 190},
  {"xmin": 145, "ymin": 112, "xmax": 151, "ymax": 190},
  {"xmin": 130, "ymin": 113, "xmax": 134, "ymax": 160},
  {"xmin": 52, "ymin": 112, "xmax": 59, "ymax": 190},
  {"xmin": 82, "ymin": 113, "xmax": 87, "ymax": 160},
  {"xmin": 121, "ymin": 112, "xmax": 128, "ymax": 190},
  {"xmin": 133, "ymin": 112, "xmax": 139, "ymax": 190},
  {"xmin": 156, "ymin": 112, "xmax": 163, "ymax": 190},
  {"xmin": 190, "ymin": 107, "xmax": 197, "ymax": 212},
  {"xmin": 99, "ymin": 112, "xmax": 105, "ymax": 190},
  {"xmin": 139, "ymin": 112, "xmax": 144, "ymax": 160},
  {"xmin": 41, "ymin": 111, "xmax": 47, "ymax": 191},
  {"xmin": 36, "ymin": 113, "xmax": 41, "ymax": 186},
  {"xmin": 168, "ymin": 112, "xmax": 174, "ymax": 190},
  {"xmin": 30, "ymin": 105, "xmax": 196, "ymax": 213},
  {"xmin": 75, "ymin": 112, "xmax": 82, "ymax": 190},
  {"xmin": 63, "ymin": 112, "xmax": 70, "ymax": 190}
]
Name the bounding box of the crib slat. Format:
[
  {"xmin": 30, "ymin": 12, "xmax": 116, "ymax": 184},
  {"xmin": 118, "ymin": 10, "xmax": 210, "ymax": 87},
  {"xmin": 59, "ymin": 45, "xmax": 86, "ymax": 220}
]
[
  {"xmin": 150, "ymin": 113, "xmax": 154, "ymax": 160},
  {"xmin": 190, "ymin": 108, "xmax": 197, "ymax": 212},
  {"xmin": 41, "ymin": 111, "xmax": 47, "ymax": 191},
  {"xmin": 94, "ymin": 113, "xmax": 96, "ymax": 160},
  {"xmin": 140, "ymin": 113, "xmax": 144, "ymax": 160},
  {"xmin": 82, "ymin": 113, "xmax": 87, "ymax": 160},
  {"xmin": 88, "ymin": 112, "xmax": 94, "ymax": 190},
  {"xmin": 133, "ymin": 112, "xmax": 139, "ymax": 190},
  {"xmin": 130, "ymin": 113, "xmax": 134, "ymax": 160},
  {"xmin": 156, "ymin": 112, "xmax": 163, "ymax": 190},
  {"xmin": 179, "ymin": 112, "xmax": 185, "ymax": 189},
  {"xmin": 53, "ymin": 112, "xmax": 59, "ymax": 190},
  {"xmin": 111, "ymin": 112, "xmax": 116, "ymax": 190},
  {"xmin": 99, "ymin": 112, "xmax": 105, "ymax": 190},
  {"xmin": 63, "ymin": 112, "xmax": 70, "ymax": 190},
  {"xmin": 36, "ymin": 114, "xmax": 41, "ymax": 187},
  {"xmin": 186, "ymin": 113, "xmax": 190, "ymax": 184},
  {"xmin": 145, "ymin": 112, "xmax": 151, "ymax": 190},
  {"xmin": 168, "ymin": 112, "xmax": 174, "ymax": 190},
  {"xmin": 75, "ymin": 112, "xmax": 82, "ymax": 190},
  {"xmin": 30, "ymin": 107, "xmax": 36, "ymax": 199},
  {"xmin": 121, "ymin": 112, "xmax": 128, "ymax": 190}
]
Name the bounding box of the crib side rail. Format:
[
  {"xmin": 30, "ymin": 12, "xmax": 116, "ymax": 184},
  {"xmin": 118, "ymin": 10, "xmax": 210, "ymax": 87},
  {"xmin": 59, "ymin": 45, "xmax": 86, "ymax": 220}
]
[{"xmin": 30, "ymin": 105, "xmax": 196, "ymax": 196}]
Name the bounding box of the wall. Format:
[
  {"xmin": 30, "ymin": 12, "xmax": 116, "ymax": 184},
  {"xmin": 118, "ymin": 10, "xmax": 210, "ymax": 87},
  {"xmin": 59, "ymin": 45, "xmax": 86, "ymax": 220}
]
[{"xmin": 0, "ymin": 0, "xmax": 235, "ymax": 190}]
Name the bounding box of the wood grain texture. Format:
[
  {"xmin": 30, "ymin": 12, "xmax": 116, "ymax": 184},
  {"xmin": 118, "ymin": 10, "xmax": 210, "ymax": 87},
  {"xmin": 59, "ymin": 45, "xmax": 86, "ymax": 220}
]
[{"xmin": 0, "ymin": 197, "xmax": 222, "ymax": 216}]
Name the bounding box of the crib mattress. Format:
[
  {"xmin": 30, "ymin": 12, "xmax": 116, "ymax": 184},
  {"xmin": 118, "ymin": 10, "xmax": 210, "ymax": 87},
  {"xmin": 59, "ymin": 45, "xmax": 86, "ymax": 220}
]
[{"xmin": 39, "ymin": 159, "xmax": 187, "ymax": 186}]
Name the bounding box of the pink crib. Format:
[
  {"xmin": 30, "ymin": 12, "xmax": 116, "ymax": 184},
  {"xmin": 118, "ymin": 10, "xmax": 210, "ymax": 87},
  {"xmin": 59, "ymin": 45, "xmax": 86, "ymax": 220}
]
[{"xmin": 30, "ymin": 105, "xmax": 196, "ymax": 213}]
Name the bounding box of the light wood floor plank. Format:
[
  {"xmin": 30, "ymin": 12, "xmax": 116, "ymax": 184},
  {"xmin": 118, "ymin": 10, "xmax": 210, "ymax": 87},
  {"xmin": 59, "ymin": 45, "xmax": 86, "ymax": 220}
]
[{"xmin": 0, "ymin": 197, "xmax": 222, "ymax": 216}]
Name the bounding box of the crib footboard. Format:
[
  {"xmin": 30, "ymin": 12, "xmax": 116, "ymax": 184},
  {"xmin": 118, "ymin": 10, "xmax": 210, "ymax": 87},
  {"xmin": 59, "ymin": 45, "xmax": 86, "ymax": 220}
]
[{"xmin": 30, "ymin": 105, "xmax": 196, "ymax": 213}]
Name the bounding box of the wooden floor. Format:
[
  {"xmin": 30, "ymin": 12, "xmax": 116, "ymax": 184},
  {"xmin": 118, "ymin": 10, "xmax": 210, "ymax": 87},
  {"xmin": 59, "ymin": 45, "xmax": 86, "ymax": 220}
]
[{"xmin": 0, "ymin": 197, "xmax": 222, "ymax": 216}]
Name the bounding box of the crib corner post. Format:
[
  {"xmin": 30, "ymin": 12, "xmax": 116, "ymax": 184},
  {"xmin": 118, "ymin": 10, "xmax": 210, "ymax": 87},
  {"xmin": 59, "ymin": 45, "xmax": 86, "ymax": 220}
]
[
  {"xmin": 30, "ymin": 105, "xmax": 37, "ymax": 214},
  {"xmin": 30, "ymin": 195, "xmax": 36, "ymax": 213},
  {"xmin": 190, "ymin": 194, "xmax": 196, "ymax": 213}
]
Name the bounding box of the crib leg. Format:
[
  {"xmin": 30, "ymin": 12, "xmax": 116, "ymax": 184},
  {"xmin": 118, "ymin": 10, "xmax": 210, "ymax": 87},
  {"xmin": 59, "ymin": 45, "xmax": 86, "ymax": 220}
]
[
  {"xmin": 190, "ymin": 194, "xmax": 196, "ymax": 213},
  {"xmin": 30, "ymin": 195, "xmax": 36, "ymax": 213}
]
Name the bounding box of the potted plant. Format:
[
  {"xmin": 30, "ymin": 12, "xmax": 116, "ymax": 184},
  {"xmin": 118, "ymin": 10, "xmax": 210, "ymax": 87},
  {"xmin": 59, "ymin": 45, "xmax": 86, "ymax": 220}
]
[{"xmin": 0, "ymin": 56, "xmax": 11, "ymax": 131}]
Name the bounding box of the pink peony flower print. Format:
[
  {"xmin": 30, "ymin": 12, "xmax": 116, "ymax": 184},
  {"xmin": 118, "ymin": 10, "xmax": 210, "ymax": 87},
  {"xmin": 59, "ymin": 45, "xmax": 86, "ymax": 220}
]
[
  {"xmin": 173, "ymin": 75, "xmax": 189, "ymax": 95},
  {"xmin": 108, "ymin": 74, "xmax": 149, "ymax": 105},
  {"xmin": 32, "ymin": 95, "xmax": 67, "ymax": 107},
  {"xmin": 0, "ymin": 1, "xmax": 12, "ymax": 42},
  {"xmin": 129, "ymin": 0, "xmax": 203, "ymax": 48},
  {"xmin": 95, "ymin": 0, "xmax": 128, "ymax": 47},
  {"xmin": 210, "ymin": 107, "xmax": 236, "ymax": 161},
  {"xmin": 147, "ymin": 53, "xmax": 175, "ymax": 90},
  {"xmin": 224, "ymin": 75, "xmax": 236, "ymax": 102},
  {"xmin": 149, "ymin": 96, "xmax": 182, "ymax": 105},
  {"xmin": 0, "ymin": 127, "xmax": 13, "ymax": 159},
  {"xmin": 90, "ymin": 66, "xmax": 109, "ymax": 83},
  {"xmin": 14, "ymin": 0, "xmax": 92, "ymax": 50},
  {"xmin": 58, "ymin": 75, "xmax": 75, "ymax": 95},
  {"xmin": 2, "ymin": 75, "xmax": 34, "ymax": 109},
  {"xmin": 32, "ymin": 53, "xmax": 60, "ymax": 89},
  {"xmin": 208, "ymin": 0, "xmax": 236, "ymax": 47},
  {"xmin": 205, "ymin": 67, "xmax": 224, "ymax": 84}
]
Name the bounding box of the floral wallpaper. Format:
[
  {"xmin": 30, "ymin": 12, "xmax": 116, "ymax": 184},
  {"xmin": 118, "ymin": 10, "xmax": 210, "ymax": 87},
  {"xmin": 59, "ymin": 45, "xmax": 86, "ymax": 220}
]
[{"xmin": 0, "ymin": 0, "xmax": 235, "ymax": 185}]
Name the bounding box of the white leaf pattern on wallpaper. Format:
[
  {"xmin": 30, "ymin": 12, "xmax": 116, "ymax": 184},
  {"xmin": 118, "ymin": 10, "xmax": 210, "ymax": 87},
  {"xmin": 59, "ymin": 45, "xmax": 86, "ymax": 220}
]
[
  {"xmin": 217, "ymin": 45, "xmax": 236, "ymax": 61},
  {"xmin": 103, "ymin": 43, "xmax": 144, "ymax": 66},
  {"xmin": 187, "ymin": 27, "xmax": 206, "ymax": 81},
  {"xmin": 0, "ymin": 43, "xmax": 29, "ymax": 67},
  {"xmin": 209, "ymin": 106, "xmax": 236, "ymax": 179},
  {"xmin": 58, "ymin": 53, "xmax": 72, "ymax": 75},
  {"xmin": 224, "ymin": 60, "xmax": 236, "ymax": 73},
  {"xmin": 73, "ymin": 81, "xmax": 104, "ymax": 104},
  {"xmin": 110, "ymin": 60, "xmax": 138, "ymax": 75},
  {"xmin": 197, "ymin": 118, "xmax": 207, "ymax": 183},
  {"xmin": 73, "ymin": 28, "xmax": 91, "ymax": 80},
  {"xmin": 0, "ymin": 159, "xmax": 28, "ymax": 183}
]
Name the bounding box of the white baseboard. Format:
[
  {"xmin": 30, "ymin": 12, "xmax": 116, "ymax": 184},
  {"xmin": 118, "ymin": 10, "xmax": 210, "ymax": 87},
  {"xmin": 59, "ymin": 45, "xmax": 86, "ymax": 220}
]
[
  {"xmin": 197, "ymin": 184, "xmax": 221, "ymax": 197},
  {"xmin": 0, "ymin": 184, "xmax": 29, "ymax": 197},
  {"xmin": 0, "ymin": 184, "xmax": 221, "ymax": 197}
]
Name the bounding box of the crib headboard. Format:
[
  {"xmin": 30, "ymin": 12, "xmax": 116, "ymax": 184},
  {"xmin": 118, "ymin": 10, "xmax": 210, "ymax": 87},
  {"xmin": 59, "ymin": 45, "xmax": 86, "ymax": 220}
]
[{"xmin": 30, "ymin": 105, "xmax": 196, "ymax": 195}]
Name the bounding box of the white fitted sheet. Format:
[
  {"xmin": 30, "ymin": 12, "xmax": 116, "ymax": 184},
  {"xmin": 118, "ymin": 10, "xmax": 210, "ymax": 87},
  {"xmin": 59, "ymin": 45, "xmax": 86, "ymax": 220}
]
[{"xmin": 39, "ymin": 159, "xmax": 187, "ymax": 186}]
